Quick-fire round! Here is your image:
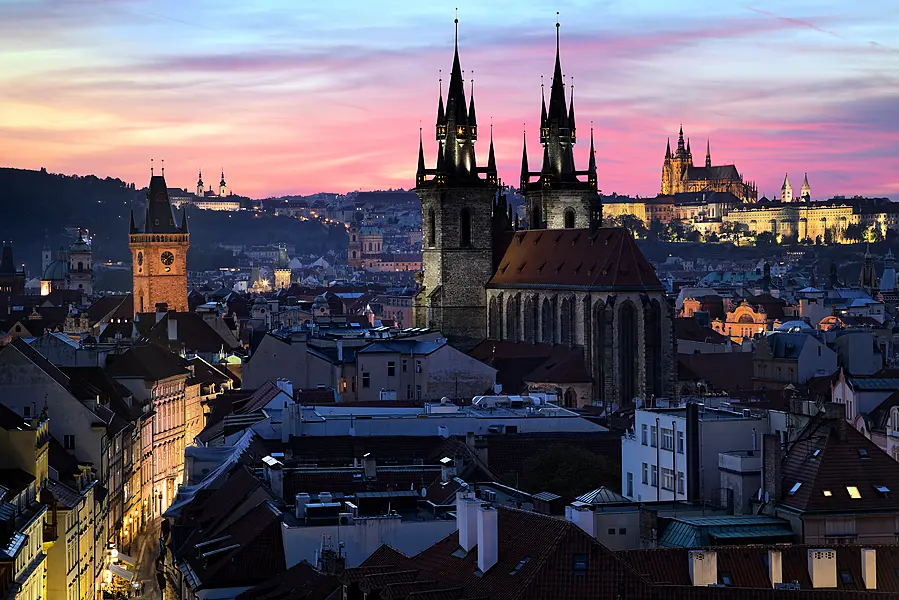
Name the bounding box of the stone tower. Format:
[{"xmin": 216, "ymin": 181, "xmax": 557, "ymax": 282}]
[
  {"xmin": 800, "ymin": 173, "xmax": 811, "ymax": 201},
  {"xmin": 274, "ymin": 245, "xmax": 291, "ymax": 290},
  {"xmin": 219, "ymin": 170, "xmax": 227, "ymax": 197},
  {"xmin": 660, "ymin": 126, "xmax": 692, "ymax": 195},
  {"xmin": 130, "ymin": 171, "xmax": 190, "ymax": 314},
  {"xmin": 781, "ymin": 174, "xmax": 793, "ymax": 203},
  {"xmin": 196, "ymin": 169, "xmax": 204, "ymax": 197},
  {"xmin": 521, "ymin": 22, "xmax": 600, "ymax": 230},
  {"xmin": 67, "ymin": 228, "xmax": 92, "ymax": 296},
  {"xmin": 413, "ymin": 18, "xmax": 507, "ymax": 349}
]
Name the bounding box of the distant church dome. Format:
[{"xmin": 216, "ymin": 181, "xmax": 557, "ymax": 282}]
[{"xmin": 41, "ymin": 260, "xmax": 68, "ymax": 281}]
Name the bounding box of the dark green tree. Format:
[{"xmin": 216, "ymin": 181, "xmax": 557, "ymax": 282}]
[
  {"xmin": 755, "ymin": 231, "xmax": 776, "ymax": 246},
  {"xmin": 520, "ymin": 444, "xmax": 620, "ymax": 498},
  {"xmin": 843, "ymin": 223, "xmax": 865, "ymax": 243}
]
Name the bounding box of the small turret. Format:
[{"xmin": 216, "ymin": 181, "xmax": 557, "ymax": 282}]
[
  {"xmin": 196, "ymin": 169, "xmax": 204, "ymax": 197},
  {"xmin": 665, "ymin": 138, "xmax": 671, "ymax": 160},
  {"xmin": 219, "ymin": 169, "xmax": 227, "ymax": 196},
  {"xmin": 588, "ymin": 127, "xmax": 597, "ymax": 191},
  {"xmin": 416, "ymin": 128, "xmax": 427, "ymax": 187},
  {"xmin": 800, "ymin": 173, "xmax": 811, "ymax": 201},
  {"xmin": 486, "ymin": 124, "xmax": 497, "ymax": 186}
]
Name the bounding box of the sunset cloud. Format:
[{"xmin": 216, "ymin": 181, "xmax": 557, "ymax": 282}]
[{"xmin": 0, "ymin": 0, "xmax": 896, "ymax": 199}]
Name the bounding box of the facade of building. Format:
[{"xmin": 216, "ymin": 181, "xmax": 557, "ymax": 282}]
[
  {"xmin": 130, "ymin": 173, "xmax": 190, "ymax": 313},
  {"xmin": 0, "ymin": 242, "xmax": 26, "ymax": 297},
  {"xmin": 40, "ymin": 229, "xmax": 93, "ymax": 298},
  {"xmin": 660, "ymin": 128, "xmax": 757, "ymax": 202}
]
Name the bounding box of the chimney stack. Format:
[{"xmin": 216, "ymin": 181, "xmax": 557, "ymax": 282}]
[
  {"xmin": 456, "ymin": 491, "xmax": 478, "ymax": 552},
  {"xmin": 861, "ymin": 548, "xmax": 876, "ymax": 590},
  {"xmin": 440, "ymin": 457, "xmax": 456, "ymax": 482},
  {"xmin": 262, "ymin": 455, "xmax": 284, "ymax": 499},
  {"xmin": 275, "ymin": 378, "xmax": 294, "ymax": 399},
  {"xmin": 688, "ymin": 550, "xmax": 717, "ymax": 587},
  {"xmin": 762, "ymin": 434, "xmax": 782, "ymax": 513},
  {"xmin": 476, "ymin": 504, "xmax": 498, "ymax": 573},
  {"xmin": 167, "ymin": 313, "xmax": 178, "ymax": 341},
  {"xmin": 155, "ymin": 302, "xmax": 168, "ymax": 323},
  {"xmin": 807, "ymin": 549, "xmax": 837, "ymax": 588},
  {"xmin": 768, "ymin": 549, "xmax": 782, "ymax": 587},
  {"xmin": 295, "ymin": 492, "xmax": 310, "ymax": 519},
  {"xmin": 362, "ymin": 453, "xmax": 376, "ymax": 480}
]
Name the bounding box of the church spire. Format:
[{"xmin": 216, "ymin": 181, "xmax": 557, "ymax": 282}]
[
  {"xmin": 436, "ymin": 75, "xmax": 445, "ymax": 140},
  {"xmin": 417, "ymin": 128, "xmax": 426, "ymax": 186},
  {"xmin": 568, "ymin": 79, "xmax": 576, "ymax": 141},
  {"xmin": 129, "ymin": 208, "xmax": 137, "ymax": 234},
  {"xmin": 181, "ymin": 207, "xmax": 189, "ymax": 233},
  {"xmin": 705, "ymin": 139, "xmax": 711, "ymax": 168},
  {"xmin": 468, "ymin": 76, "xmax": 477, "ymax": 140},
  {"xmin": 588, "ymin": 126, "xmax": 597, "ymax": 190},
  {"xmin": 665, "ymin": 138, "xmax": 671, "ymax": 159},
  {"xmin": 537, "ymin": 15, "xmax": 581, "ymax": 184},
  {"xmin": 677, "ymin": 124, "xmax": 685, "ymax": 156},
  {"xmin": 486, "ymin": 123, "xmax": 497, "ymax": 186},
  {"xmin": 540, "ymin": 79, "xmax": 547, "ymax": 128},
  {"xmin": 520, "ymin": 128, "xmax": 529, "ymax": 189}
]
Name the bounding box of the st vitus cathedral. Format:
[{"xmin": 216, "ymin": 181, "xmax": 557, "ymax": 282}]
[{"xmin": 414, "ymin": 20, "xmax": 676, "ymax": 405}]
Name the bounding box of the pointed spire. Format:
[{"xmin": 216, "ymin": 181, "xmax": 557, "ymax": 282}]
[
  {"xmin": 686, "ymin": 138, "xmax": 691, "ymax": 156},
  {"xmin": 487, "ymin": 123, "xmax": 496, "ymax": 171},
  {"xmin": 568, "ymin": 78, "xmax": 576, "ymax": 139},
  {"xmin": 677, "ymin": 125, "xmax": 685, "ymax": 154},
  {"xmin": 588, "ymin": 127, "xmax": 597, "ymax": 173},
  {"xmin": 468, "ymin": 75, "xmax": 477, "ymax": 131},
  {"xmin": 540, "ymin": 78, "xmax": 547, "ymax": 127},
  {"xmin": 665, "ymin": 138, "xmax": 671, "ymax": 159},
  {"xmin": 548, "ymin": 15, "xmax": 568, "ymax": 129},
  {"xmin": 520, "ymin": 127, "xmax": 529, "ymax": 188},
  {"xmin": 417, "ymin": 127, "xmax": 426, "ymax": 184},
  {"xmin": 129, "ymin": 209, "xmax": 137, "ymax": 234},
  {"xmin": 436, "ymin": 73, "xmax": 445, "ymax": 135},
  {"xmin": 181, "ymin": 208, "xmax": 189, "ymax": 233},
  {"xmin": 705, "ymin": 138, "xmax": 711, "ymax": 168}
]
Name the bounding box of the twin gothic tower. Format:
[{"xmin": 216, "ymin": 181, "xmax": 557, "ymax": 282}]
[{"xmin": 413, "ymin": 19, "xmax": 602, "ymax": 347}]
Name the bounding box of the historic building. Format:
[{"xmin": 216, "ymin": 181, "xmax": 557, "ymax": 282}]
[
  {"xmin": 129, "ymin": 171, "xmax": 190, "ymax": 313},
  {"xmin": 39, "ymin": 229, "xmax": 93, "ymax": 297},
  {"xmin": 0, "ymin": 241, "xmax": 26, "ymax": 296},
  {"xmin": 274, "ymin": 245, "xmax": 291, "ymax": 290},
  {"xmin": 412, "ymin": 18, "xmax": 510, "ymax": 349},
  {"xmin": 413, "ymin": 19, "xmax": 676, "ymax": 403},
  {"xmin": 660, "ymin": 127, "xmax": 757, "ymax": 202}
]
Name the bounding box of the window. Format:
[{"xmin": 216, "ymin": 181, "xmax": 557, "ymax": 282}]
[
  {"xmin": 402, "ymin": 359, "xmax": 408, "ymax": 373},
  {"xmin": 564, "ymin": 209, "xmax": 575, "ymax": 229},
  {"xmin": 650, "ymin": 426, "xmax": 658, "ymax": 448},
  {"xmin": 416, "ymin": 360, "xmax": 422, "ymax": 373},
  {"xmin": 823, "ymin": 490, "xmax": 832, "ymax": 497},
  {"xmin": 847, "ymin": 486, "xmax": 861, "ymax": 499},
  {"xmin": 661, "ymin": 468, "xmax": 675, "ymax": 491},
  {"xmin": 651, "ymin": 466, "xmax": 658, "ymax": 487},
  {"xmin": 876, "ymin": 485, "xmax": 891, "ymax": 497},
  {"xmin": 427, "ymin": 209, "xmax": 436, "ymax": 247},
  {"xmin": 839, "ymin": 570, "xmax": 854, "ymax": 585},
  {"xmin": 64, "ymin": 435, "xmax": 76, "ymax": 449},
  {"xmin": 572, "ymin": 553, "xmax": 588, "ymax": 574},
  {"xmin": 416, "ymin": 385, "xmax": 422, "ymax": 400},
  {"xmin": 641, "ymin": 424, "xmax": 648, "ymax": 445},
  {"xmin": 788, "ymin": 482, "xmax": 802, "ymax": 495},
  {"xmin": 362, "ymin": 372, "xmax": 370, "ymax": 388},
  {"xmin": 661, "ymin": 428, "xmax": 673, "ymax": 451},
  {"xmin": 460, "ymin": 208, "xmax": 472, "ymax": 247},
  {"xmin": 641, "ymin": 463, "xmax": 648, "ymax": 484},
  {"xmin": 406, "ymin": 385, "xmax": 412, "ymax": 400},
  {"xmin": 22, "ymin": 406, "xmax": 30, "ymax": 418},
  {"xmin": 677, "ymin": 431, "xmax": 684, "ymax": 453},
  {"xmin": 858, "ymin": 449, "xmax": 869, "ymax": 459},
  {"xmin": 677, "ymin": 472, "xmax": 685, "ymax": 495},
  {"xmin": 387, "ymin": 361, "xmax": 396, "ymax": 377},
  {"xmin": 618, "ymin": 528, "xmax": 626, "ymax": 535},
  {"xmin": 720, "ymin": 572, "xmax": 733, "ymax": 587},
  {"xmin": 607, "ymin": 528, "xmax": 615, "ymax": 535},
  {"xmin": 627, "ymin": 472, "xmax": 633, "ymax": 497}
]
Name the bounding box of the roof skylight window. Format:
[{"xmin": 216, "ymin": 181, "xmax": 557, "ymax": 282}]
[
  {"xmin": 788, "ymin": 482, "xmax": 802, "ymax": 495},
  {"xmin": 847, "ymin": 486, "xmax": 862, "ymax": 499}
]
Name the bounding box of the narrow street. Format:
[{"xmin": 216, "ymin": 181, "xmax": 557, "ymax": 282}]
[{"xmin": 133, "ymin": 519, "xmax": 163, "ymax": 599}]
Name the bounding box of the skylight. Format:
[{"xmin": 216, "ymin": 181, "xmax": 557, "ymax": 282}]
[
  {"xmin": 876, "ymin": 485, "xmax": 891, "ymax": 496},
  {"xmin": 847, "ymin": 486, "xmax": 862, "ymax": 499},
  {"xmin": 812, "ymin": 449, "xmax": 821, "ymax": 457},
  {"xmin": 823, "ymin": 490, "xmax": 832, "ymax": 497},
  {"xmin": 788, "ymin": 482, "xmax": 802, "ymax": 495},
  {"xmin": 858, "ymin": 449, "xmax": 869, "ymax": 458}
]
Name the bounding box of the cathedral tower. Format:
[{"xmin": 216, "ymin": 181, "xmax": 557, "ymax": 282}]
[
  {"xmin": 413, "ymin": 17, "xmax": 505, "ymax": 349},
  {"xmin": 800, "ymin": 173, "xmax": 811, "ymax": 201},
  {"xmin": 130, "ymin": 170, "xmax": 190, "ymax": 314},
  {"xmin": 67, "ymin": 228, "xmax": 92, "ymax": 296},
  {"xmin": 219, "ymin": 170, "xmax": 227, "ymax": 197},
  {"xmin": 196, "ymin": 169, "xmax": 204, "ymax": 197},
  {"xmin": 781, "ymin": 174, "xmax": 793, "ymax": 203},
  {"xmin": 520, "ymin": 21, "xmax": 600, "ymax": 230}
]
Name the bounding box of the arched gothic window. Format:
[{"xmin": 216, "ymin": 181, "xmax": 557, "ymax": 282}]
[
  {"xmin": 560, "ymin": 297, "xmax": 573, "ymax": 345},
  {"xmin": 541, "ymin": 298, "xmax": 554, "ymax": 344},
  {"xmin": 460, "ymin": 208, "xmax": 472, "ymax": 247},
  {"xmin": 564, "ymin": 209, "xmax": 575, "ymax": 229}
]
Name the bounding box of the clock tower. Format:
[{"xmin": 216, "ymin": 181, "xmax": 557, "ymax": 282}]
[{"xmin": 130, "ymin": 172, "xmax": 190, "ymax": 314}]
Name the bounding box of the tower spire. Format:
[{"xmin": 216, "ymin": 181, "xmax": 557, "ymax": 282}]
[
  {"xmin": 417, "ymin": 127, "xmax": 426, "ymax": 186},
  {"xmin": 665, "ymin": 138, "xmax": 671, "ymax": 159},
  {"xmin": 520, "ymin": 127, "xmax": 529, "ymax": 189},
  {"xmin": 588, "ymin": 125, "xmax": 597, "ymax": 190},
  {"xmin": 540, "ymin": 77, "xmax": 547, "ymax": 127},
  {"xmin": 677, "ymin": 125, "xmax": 685, "ymax": 155},
  {"xmin": 705, "ymin": 138, "xmax": 711, "ymax": 168},
  {"xmin": 568, "ymin": 77, "xmax": 576, "ymax": 140}
]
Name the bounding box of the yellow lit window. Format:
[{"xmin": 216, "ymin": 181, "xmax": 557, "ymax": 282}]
[
  {"xmin": 822, "ymin": 490, "xmax": 832, "ymax": 497},
  {"xmin": 847, "ymin": 486, "xmax": 861, "ymax": 499}
]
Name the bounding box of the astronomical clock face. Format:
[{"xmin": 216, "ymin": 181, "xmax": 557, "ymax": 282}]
[{"xmin": 160, "ymin": 251, "xmax": 175, "ymax": 271}]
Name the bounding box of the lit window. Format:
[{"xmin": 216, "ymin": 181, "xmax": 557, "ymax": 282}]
[
  {"xmin": 823, "ymin": 490, "xmax": 832, "ymax": 497},
  {"xmin": 847, "ymin": 486, "xmax": 861, "ymax": 499},
  {"xmin": 876, "ymin": 485, "xmax": 891, "ymax": 497},
  {"xmin": 788, "ymin": 482, "xmax": 802, "ymax": 495},
  {"xmin": 858, "ymin": 449, "xmax": 869, "ymax": 458}
]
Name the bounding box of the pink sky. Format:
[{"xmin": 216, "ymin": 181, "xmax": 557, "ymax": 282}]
[{"xmin": 0, "ymin": 1, "xmax": 896, "ymax": 199}]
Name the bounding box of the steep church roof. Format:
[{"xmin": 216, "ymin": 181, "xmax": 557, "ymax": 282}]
[
  {"xmin": 142, "ymin": 174, "xmax": 185, "ymax": 234},
  {"xmin": 685, "ymin": 164, "xmax": 740, "ymax": 181},
  {"xmin": 488, "ymin": 228, "xmax": 662, "ymax": 291}
]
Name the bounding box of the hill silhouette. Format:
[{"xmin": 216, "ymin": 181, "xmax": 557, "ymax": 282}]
[{"xmin": 0, "ymin": 167, "xmax": 346, "ymax": 278}]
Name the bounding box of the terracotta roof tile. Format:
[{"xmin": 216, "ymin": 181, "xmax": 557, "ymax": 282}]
[{"xmin": 488, "ymin": 228, "xmax": 661, "ymax": 291}]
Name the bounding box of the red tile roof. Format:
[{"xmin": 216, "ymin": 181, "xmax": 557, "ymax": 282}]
[{"xmin": 488, "ymin": 228, "xmax": 662, "ymax": 291}]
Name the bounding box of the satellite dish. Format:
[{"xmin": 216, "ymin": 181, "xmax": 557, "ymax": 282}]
[
  {"xmin": 421, "ymin": 487, "xmax": 427, "ymax": 498},
  {"xmin": 764, "ymin": 491, "xmax": 770, "ymax": 504}
]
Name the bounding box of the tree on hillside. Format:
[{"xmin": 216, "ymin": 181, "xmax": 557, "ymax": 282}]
[
  {"xmin": 520, "ymin": 444, "xmax": 620, "ymax": 498},
  {"xmin": 755, "ymin": 231, "xmax": 776, "ymax": 246},
  {"xmin": 616, "ymin": 214, "xmax": 648, "ymax": 239},
  {"xmin": 843, "ymin": 223, "xmax": 865, "ymax": 243}
]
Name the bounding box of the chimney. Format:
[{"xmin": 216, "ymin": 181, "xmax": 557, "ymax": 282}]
[
  {"xmin": 824, "ymin": 402, "xmax": 846, "ymax": 421},
  {"xmin": 762, "ymin": 433, "xmax": 781, "ymax": 513},
  {"xmin": 476, "ymin": 504, "xmax": 498, "ymax": 573},
  {"xmin": 262, "ymin": 455, "xmax": 284, "ymax": 499},
  {"xmin": 688, "ymin": 550, "xmax": 717, "ymax": 587},
  {"xmin": 768, "ymin": 549, "xmax": 782, "ymax": 587},
  {"xmin": 275, "ymin": 378, "xmax": 294, "ymax": 399},
  {"xmin": 685, "ymin": 403, "xmax": 701, "ymax": 502},
  {"xmin": 295, "ymin": 492, "xmax": 310, "ymax": 519},
  {"xmin": 167, "ymin": 314, "xmax": 178, "ymax": 341},
  {"xmin": 807, "ymin": 549, "xmax": 837, "ymax": 588},
  {"xmin": 456, "ymin": 491, "xmax": 478, "ymax": 552},
  {"xmin": 861, "ymin": 548, "xmax": 876, "ymax": 590},
  {"xmin": 440, "ymin": 457, "xmax": 456, "ymax": 482},
  {"xmin": 155, "ymin": 302, "xmax": 168, "ymax": 322},
  {"xmin": 319, "ymin": 492, "xmax": 333, "ymax": 504},
  {"xmin": 362, "ymin": 453, "xmax": 376, "ymax": 480}
]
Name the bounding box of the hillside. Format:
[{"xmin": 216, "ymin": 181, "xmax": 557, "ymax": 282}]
[{"xmin": 0, "ymin": 167, "xmax": 346, "ymax": 277}]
